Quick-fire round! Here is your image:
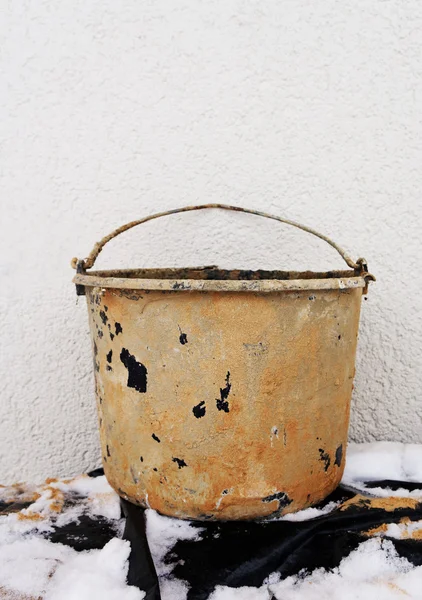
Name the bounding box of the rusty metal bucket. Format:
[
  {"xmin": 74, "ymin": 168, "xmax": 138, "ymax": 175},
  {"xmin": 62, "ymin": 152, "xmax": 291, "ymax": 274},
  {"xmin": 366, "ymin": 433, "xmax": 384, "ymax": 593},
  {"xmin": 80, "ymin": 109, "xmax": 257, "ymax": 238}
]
[{"xmin": 72, "ymin": 204, "xmax": 375, "ymax": 520}]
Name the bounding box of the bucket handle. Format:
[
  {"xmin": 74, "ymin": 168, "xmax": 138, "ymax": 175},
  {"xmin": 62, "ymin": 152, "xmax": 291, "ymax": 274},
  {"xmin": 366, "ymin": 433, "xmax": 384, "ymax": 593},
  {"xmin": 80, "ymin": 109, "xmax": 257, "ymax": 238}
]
[{"xmin": 71, "ymin": 203, "xmax": 370, "ymax": 273}]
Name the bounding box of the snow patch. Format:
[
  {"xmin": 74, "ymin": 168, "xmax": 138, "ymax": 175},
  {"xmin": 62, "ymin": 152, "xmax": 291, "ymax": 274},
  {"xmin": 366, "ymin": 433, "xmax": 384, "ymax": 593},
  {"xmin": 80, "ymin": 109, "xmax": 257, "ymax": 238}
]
[
  {"xmin": 277, "ymin": 501, "xmax": 340, "ymax": 521},
  {"xmin": 0, "ymin": 536, "xmax": 144, "ymax": 600},
  {"xmin": 45, "ymin": 538, "xmax": 144, "ymax": 600},
  {"xmin": 209, "ymin": 585, "xmax": 272, "ymax": 599},
  {"xmin": 343, "ymin": 442, "xmax": 422, "ymax": 485}
]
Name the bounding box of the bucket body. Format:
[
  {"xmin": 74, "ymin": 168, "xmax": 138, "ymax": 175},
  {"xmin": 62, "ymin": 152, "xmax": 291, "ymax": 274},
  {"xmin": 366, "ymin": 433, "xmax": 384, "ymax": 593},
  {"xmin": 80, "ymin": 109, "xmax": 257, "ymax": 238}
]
[{"xmin": 86, "ymin": 270, "xmax": 363, "ymax": 520}]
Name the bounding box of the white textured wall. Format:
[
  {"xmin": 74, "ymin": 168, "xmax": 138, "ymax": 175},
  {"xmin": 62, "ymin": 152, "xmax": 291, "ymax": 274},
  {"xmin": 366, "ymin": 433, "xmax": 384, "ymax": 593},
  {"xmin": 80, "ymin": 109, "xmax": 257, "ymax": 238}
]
[{"xmin": 1, "ymin": 0, "xmax": 421, "ymax": 484}]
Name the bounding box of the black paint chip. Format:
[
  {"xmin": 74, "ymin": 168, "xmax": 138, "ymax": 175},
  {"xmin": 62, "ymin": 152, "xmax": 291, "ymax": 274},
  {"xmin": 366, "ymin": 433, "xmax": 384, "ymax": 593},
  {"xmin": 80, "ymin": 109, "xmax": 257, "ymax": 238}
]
[
  {"xmin": 319, "ymin": 448, "xmax": 331, "ymax": 471},
  {"xmin": 179, "ymin": 332, "xmax": 188, "ymax": 345},
  {"xmin": 115, "ymin": 322, "xmax": 123, "ymax": 335},
  {"xmin": 192, "ymin": 401, "xmax": 206, "ymax": 418},
  {"xmin": 216, "ymin": 371, "xmax": 231, "ymax": 412},
  {"xmin": 106, "ymin": 350, "xmax": 113, "ymax": 363},
  {"xmin": 120, "ymin": 348, "xmax": 148, "ymax": 393},
  {"xmin": 172, "ymin": 457, "xmax": 188, "ymax": 469},
  {"xmin": 262, "ymin": 491, "xmax": 292, "ymax": 516},
  {"xmin": 262, "ymin": 491, "xmax": 289, "ymax": 505},
  {"xmin": 152, "ymin": 433, "xmax": 161, "ymax": 443},
  {"xmin": 99, "ymin": 310, "xmax": 108, "ymax": 325}
]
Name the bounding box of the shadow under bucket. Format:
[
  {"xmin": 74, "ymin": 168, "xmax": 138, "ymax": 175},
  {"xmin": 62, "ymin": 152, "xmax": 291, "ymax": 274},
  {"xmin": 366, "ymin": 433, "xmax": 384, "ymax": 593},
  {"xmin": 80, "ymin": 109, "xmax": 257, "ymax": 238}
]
[{"xmin": 72, "ymin": 204, "xmax": 375, "ymax": 520}]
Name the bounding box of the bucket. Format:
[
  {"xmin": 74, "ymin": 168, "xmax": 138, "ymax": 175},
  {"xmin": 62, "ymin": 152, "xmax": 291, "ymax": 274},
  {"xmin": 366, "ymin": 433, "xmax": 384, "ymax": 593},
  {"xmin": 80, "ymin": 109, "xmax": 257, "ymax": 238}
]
[{"xmin": 72, "ymin": 204, "xmax": 375, "ymax": 520}]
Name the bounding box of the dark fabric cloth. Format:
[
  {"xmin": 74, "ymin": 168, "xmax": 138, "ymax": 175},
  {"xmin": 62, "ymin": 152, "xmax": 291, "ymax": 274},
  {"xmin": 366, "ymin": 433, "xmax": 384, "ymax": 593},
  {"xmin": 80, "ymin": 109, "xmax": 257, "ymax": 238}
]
[{"xmin": 121, "ymin": 481, "xmax": 422, "ymax": 600}]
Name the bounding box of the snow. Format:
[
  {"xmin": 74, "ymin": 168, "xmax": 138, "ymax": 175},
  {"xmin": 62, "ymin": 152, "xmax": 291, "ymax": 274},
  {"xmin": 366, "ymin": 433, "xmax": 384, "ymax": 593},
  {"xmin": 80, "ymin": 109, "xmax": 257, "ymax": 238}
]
[
  {"xmin": 343, "ymin": 442, "xmax": 422, "ymax": 484},
  {"xmin": 0, "ymin": 475, "xmax": 144, "ymax": 599},
  {"xmin": 208, "ymin": 585, "xmax": 272, "ymax": 599},
  {"xmin": 45, "ymin": 538, "xmax": 144, "ymax": 600},
  {"xmin": 277, "ymin": 500, "xmax": 340, "ymax": 521},
  {"xmin": 350, "ymin": 483, "xmax": 422, "ymax": 499},
  {"xmin": 0, "ymin": 536, "xmax": 144, "ymax": 600},
  {"xmin": 158, "ymin": 577, "xmax": 191, "ymax": 600},
  {"xmin": 342, "ymin": 442, "xmax": 422, "ymax": 499},
  {"xmin": 0, "ymin": 536, "xmax": 73, "ymax": 596}
]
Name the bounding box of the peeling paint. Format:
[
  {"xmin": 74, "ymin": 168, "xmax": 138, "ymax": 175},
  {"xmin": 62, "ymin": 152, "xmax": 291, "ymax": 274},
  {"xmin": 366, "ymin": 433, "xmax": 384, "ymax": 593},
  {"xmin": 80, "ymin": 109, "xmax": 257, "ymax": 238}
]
[
  {"xmin": 216, "ymin": 371, "xmax": 231, "ymax": 412},
  {"xmin": 120, "ymin": 348, "xmax": 147, "ymax": 393}
]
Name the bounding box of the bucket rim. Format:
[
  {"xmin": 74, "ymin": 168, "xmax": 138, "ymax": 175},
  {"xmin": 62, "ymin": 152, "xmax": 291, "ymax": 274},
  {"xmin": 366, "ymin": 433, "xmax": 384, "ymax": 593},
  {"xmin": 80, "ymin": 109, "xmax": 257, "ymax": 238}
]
[{"xmin": 73, "ymin": 267, "xmax": 372, "ymax": 293}]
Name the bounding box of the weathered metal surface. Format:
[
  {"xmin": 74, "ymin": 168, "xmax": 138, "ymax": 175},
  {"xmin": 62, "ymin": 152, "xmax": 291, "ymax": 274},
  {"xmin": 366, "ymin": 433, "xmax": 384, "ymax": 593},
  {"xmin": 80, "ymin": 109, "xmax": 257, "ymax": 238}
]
[
  {"xmin": 73, "ymin": 266, "xmax": 374, "ymax": 294},
  {"xmin": 87, "ymin": 283, "xmax": 363, "ymax": 520},
  {"xmin": 70, "ymin": 203, "xmax": 368, "ymax": 272}
]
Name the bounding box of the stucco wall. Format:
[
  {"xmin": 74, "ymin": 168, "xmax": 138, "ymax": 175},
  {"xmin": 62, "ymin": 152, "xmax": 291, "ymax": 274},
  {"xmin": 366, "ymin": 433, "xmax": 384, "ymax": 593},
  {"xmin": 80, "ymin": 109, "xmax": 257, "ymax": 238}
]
[{"xmin": 1, "ymin": 0, "xmax": 421, "ymax": 483}]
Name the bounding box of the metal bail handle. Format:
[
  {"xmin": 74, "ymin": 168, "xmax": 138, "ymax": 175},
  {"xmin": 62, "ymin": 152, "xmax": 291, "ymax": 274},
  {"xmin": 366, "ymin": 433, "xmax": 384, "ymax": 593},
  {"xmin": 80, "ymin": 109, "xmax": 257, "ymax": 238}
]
[{"xmin": 71, "ymin": 203, "xmax": 370, "ymax": 273}]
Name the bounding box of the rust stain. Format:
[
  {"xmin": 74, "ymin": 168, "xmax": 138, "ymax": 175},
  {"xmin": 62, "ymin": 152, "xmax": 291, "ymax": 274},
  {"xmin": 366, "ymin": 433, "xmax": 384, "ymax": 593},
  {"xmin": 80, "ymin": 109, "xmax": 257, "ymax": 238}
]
[
  {"xmin": 17, "ymin": 511, "xmax": 44, "ymax": 522},
  {"xmin": 364, "ymin": 522, "xmax": 389, "ymax": 536},
  {"xmin": 407, "ymin": 528, "xmax": 422, "ymax": 539},
  {"xmin": 45, "ymin": 486, "xmax": 65, "ymax": 513},
  {"xmin": 340, "ymin": 495, "xmax": 419, "ymax": 513}
]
